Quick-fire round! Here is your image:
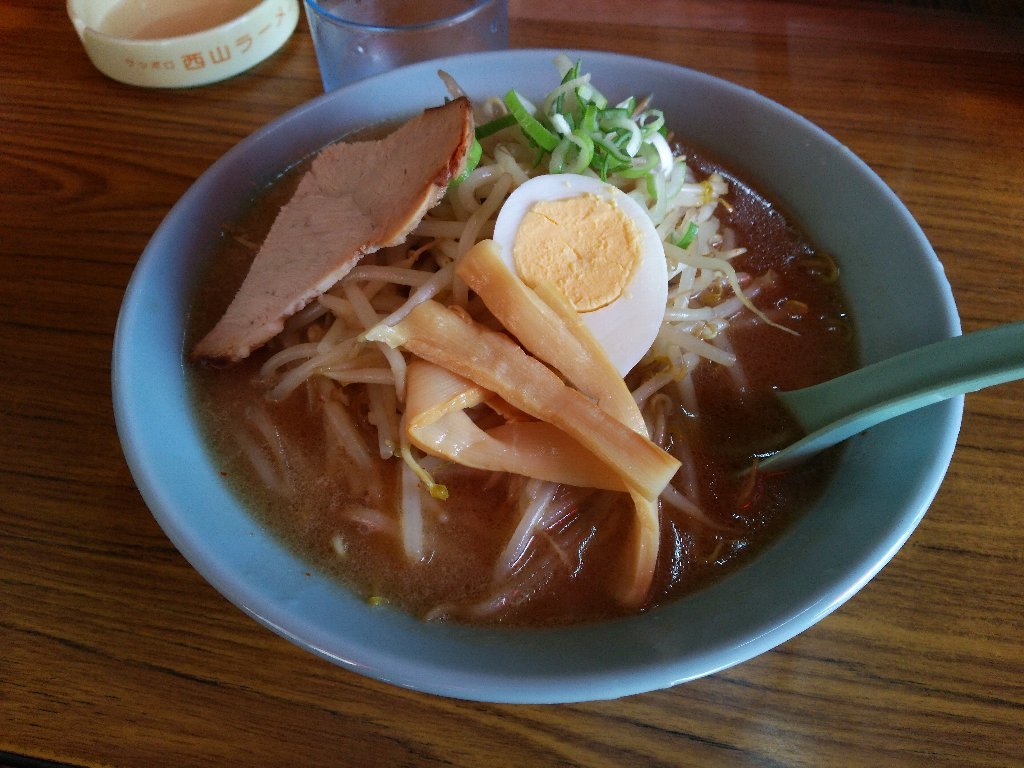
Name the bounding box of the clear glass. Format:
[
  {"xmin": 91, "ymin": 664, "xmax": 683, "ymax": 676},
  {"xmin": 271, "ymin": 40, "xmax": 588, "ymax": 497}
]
[{"xmin": 303, "ymin": 0, "xmax": 508, "ymax": 91}]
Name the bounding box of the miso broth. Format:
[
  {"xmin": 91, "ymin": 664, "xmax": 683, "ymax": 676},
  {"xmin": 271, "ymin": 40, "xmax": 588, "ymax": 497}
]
[{"xmin": 187, "ymin": 140, "xmax": 858, "ymax": 627}]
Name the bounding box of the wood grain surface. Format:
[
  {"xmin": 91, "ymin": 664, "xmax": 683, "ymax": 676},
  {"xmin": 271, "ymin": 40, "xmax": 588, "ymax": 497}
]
[{"xmin": 2, "ymin": 1, "xmax": 1022, "ymax": 766}]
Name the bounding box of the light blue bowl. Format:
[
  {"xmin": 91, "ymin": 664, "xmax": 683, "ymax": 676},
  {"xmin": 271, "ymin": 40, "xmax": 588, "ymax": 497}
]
[{"xmin": 112, "ymin": 49, "xmax": 961, "ymax": 703}]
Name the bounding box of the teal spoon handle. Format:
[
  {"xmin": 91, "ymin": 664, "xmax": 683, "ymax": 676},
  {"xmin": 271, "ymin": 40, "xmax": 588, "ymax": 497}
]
[{"xmin": 761, "ymin": 321, "xmax": 1024, "ymax": 471}]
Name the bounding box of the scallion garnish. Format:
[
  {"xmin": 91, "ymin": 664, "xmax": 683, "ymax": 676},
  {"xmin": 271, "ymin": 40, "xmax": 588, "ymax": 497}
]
[
  {"xmin": 504, "ymin": 89, "xmax": 559, "ymax": 152},
  {"xmin": 549, "ymin": 131, "xmax": 595, "ymax": 175},
  {"xmin": 475, "ymin": 113, "xmax": 517, "ymax": 140},
  {"xmin": 488, "ymin": 58, "xmax": 683, "ymax": 190},
  {"xmin": 449, "ymin": 137, "xmax": 482, "ymax": 187},
  {"xmin": 674, "ymin": 220, "xmax": 699, "ymax": 249}
]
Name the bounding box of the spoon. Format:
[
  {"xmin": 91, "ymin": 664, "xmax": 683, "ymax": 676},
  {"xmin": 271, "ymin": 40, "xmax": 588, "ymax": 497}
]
[{"xmin": 759, "ymin": 321, "xmax": 1024, "ymax": 471}]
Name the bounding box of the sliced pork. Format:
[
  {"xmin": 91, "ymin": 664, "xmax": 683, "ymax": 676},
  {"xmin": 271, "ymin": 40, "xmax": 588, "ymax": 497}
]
[{"xmin": 192, "ymin": 97, "xmax": 474, "ymax": 364}]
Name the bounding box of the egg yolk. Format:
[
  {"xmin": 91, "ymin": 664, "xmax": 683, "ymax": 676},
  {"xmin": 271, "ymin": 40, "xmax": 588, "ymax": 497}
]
[{"xmin": 512, "ymin": 193, "xmax": 642, "ymax": 313}]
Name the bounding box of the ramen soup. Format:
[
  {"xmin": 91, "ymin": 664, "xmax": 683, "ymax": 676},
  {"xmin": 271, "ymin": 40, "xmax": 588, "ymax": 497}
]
[{"xmin": 188, "ymin": 59, "xmax": 857, "ymax": 626}]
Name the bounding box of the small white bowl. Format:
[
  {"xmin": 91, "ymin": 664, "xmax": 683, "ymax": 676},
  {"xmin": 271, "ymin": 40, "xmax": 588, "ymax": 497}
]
[
  {"xmin": 67, "ymin": 0, "xmax": 299, "ymax": 88},
  {"xmin": 113, "ymin": 50, "xmax": 961, "ymax": 702}
]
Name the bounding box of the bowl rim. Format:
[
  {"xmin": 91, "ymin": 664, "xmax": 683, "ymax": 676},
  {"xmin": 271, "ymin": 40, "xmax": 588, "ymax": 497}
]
[{"xmin": 112, "ymin": 48, "xmax": 963, "ymax": 703}]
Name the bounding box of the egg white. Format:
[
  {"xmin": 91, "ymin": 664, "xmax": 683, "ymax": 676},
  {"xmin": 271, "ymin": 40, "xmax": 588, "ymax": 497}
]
[{"xmin": 491, "ymin": 173, "xmax": 667, "ymax": 375}]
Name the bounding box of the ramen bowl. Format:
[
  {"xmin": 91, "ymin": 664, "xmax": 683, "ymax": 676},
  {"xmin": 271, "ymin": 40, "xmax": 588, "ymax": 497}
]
[{"xmin": 113, "ymin": 49, "xmax": 961, "ymax": 703}]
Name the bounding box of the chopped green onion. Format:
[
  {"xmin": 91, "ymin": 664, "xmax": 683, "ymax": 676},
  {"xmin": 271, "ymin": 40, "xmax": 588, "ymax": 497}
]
[
  {"xmin": 592, "ymin": 133, "xmax": 631, "ymax": 163},
  {"xmin": 637, "ymin": 109, "xmax": 665, "ymax": 137},
  {"xmin": 549, "ymin": 131, "xmax": 595, "ymax": 175},
  {"xmin": 597, "ymin": 107, "xmax": 631, "ymax": 126},
  {"xmin": 674, "ymin": 220, "xmax": 699, "ymax": 249},
  {"xmin": 499, "ymin": 60, "xmax": 677, "ymax": 187},
  {"xmin": 648, "ymin": 132, "xmax": 674, "ymax": 176},
  {"xmin": 553, "ymin": 53, "xmax": 575, "ymax": 78},
  {"xmin": 449, "ymin": 137, "xmax": 482, "ymax": 187},
  {"xmin": 504, "ymin": 89, "xmax": 559, "ymax": 152},
  {"xmin": 551, "ymin": 60, "xmax": 580, "ymax": 114},
  {"xmin": 475, "ymin": 113, "xmax": 517, "ymax": 139},
  {"xmin": 615, "ymin": 143, "xmax": 660, "ymax": 179},
  {"xmin": 577, "ymin": 83, "xmax": 607, "ymax": 110},
  {"xmin": 645, "ymin": 170, "xmax": 659, "ymax": 200},
  {"xmin": 550, "ymin": 112, "xmax": 573, "ymax": 136},
  {"xmin": 617, "ymin": 118, "xmax": 643, "ymax": 156},
  {"xmin": 615, "ymin": 96, "xmax": 637, "ymax": 113}
]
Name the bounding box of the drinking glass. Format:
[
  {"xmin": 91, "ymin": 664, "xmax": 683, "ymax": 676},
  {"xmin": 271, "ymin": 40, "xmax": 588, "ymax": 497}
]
[{"xmin": 304, "ymin": 0, "xmax": 508, "ymax": 91}]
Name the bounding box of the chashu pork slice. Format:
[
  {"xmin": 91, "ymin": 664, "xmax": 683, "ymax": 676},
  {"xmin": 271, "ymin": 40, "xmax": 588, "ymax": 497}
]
[{"xmin": 192, "ymin": 97, "xmax": 474, "ymax": 364}]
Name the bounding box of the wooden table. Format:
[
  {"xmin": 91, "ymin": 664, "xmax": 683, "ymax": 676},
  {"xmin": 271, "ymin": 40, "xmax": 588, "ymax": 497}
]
[{"xmin": 3, "ymin": 1, "xmax": 1022, "ymax": 765}]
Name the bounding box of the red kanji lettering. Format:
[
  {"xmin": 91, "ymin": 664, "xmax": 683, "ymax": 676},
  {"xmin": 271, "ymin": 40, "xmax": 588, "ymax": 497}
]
[
  {"xmin": 182, "ymin": 52, "xmax": 206, "ymax": 71},
  {"xmin": 209, "ymin": 45, "xmax": 231, "ymax": 65}
]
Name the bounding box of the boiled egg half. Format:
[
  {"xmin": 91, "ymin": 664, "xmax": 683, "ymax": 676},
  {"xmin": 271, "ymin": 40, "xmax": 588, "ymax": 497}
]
[{"xmin": 492, "ymin": 173, "xmax": 667, "ymax": 375}]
